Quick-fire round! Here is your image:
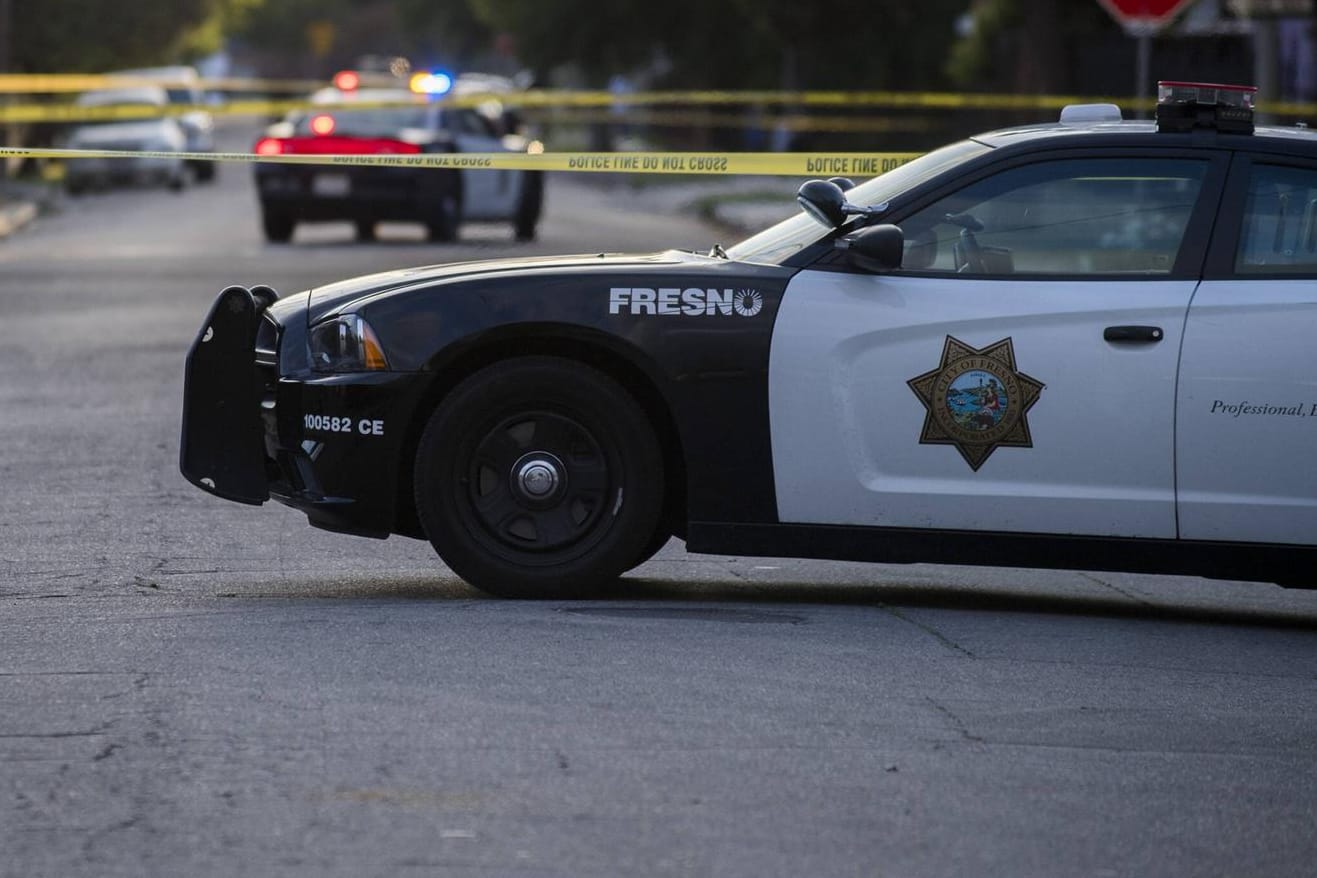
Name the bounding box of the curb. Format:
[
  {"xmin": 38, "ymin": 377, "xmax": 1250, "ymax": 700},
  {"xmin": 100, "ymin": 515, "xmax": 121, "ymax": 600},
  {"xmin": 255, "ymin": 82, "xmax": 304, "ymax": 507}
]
[{"xmin": 0, "ymin": 200, "xmax": 37, "ymax": 239}]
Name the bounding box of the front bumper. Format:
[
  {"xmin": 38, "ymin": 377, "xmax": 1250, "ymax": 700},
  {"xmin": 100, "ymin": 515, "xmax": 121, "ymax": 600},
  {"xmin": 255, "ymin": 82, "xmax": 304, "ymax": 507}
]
[{"xmin": 180, "ymin": 286, "xmax": 427, "ymax": 538}]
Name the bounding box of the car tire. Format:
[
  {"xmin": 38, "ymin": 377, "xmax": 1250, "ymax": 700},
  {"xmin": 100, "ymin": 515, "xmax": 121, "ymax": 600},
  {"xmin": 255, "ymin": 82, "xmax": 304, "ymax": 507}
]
[
  {"xmin": 426, "ymin": 190, "xmax": 461, "ymax": 243},
  {"xmin": 261, "ymin": 207, "xmax": 295, "ymax": 243},
  {"xmin": 414, "ymin": 356, "xmax": 665, "ymax": 598},
  {"xmin": 355, "ymin": 220, "xmax": 376, "ymax": 242},
  {"xmin": 513, "ymin": 171, "xmax": 543, "ymax": 242}
]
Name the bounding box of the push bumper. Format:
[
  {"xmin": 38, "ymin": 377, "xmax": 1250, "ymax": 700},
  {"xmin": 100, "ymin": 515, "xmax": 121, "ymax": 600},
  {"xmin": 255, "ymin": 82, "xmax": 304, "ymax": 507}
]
[
  {"xmin": 180, "ymin": 285, "xmax": 270, "ymax": 505},
  {"xmin": 181, "ymin": 285, "xmax": 427, "ymax": 539}
]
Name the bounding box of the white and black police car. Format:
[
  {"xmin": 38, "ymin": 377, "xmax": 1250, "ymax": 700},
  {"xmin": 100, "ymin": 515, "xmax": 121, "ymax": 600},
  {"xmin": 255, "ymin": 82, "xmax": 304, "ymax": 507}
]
[
  {"xmin": 253, "ymin": 70, "xmax": 543, "ymax": 244},
  {"xmin": 183, "ymin": 82, "xmax": 1317, "ymax": 598}
]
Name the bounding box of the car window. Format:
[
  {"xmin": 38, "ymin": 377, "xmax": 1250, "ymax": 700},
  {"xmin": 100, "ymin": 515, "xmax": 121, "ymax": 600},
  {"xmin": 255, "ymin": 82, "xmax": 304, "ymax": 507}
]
[
  {"xmin": 897, "ymin": 157, "xmax": 1208, "ymax": 276},
  {"xmin": 1235, "ymin": 163, "xmax": 1317, "ymax": 275},
  {"xmin": 293, "ymin": 107, "xmax": 427, "ymax": 137},
  {"xmin": 725, "ymin": 138, "xmax": 990, "ymax": 265}
]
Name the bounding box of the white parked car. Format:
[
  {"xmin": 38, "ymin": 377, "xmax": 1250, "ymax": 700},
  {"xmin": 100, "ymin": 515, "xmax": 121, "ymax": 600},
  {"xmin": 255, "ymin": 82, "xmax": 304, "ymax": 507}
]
[
  {"xmin": 111, "ymin": 66, "xmax": 217, "ymax": 181},
  {"xmin": 64, "ymin": 86, "xmax": 187, "ymax": 194}
]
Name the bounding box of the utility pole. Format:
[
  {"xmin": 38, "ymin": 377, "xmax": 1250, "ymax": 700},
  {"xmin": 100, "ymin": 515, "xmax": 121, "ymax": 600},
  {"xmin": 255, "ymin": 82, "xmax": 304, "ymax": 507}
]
[{"xmin": 1253, "ymin": 16, "xmax": 1279, "ymax": 125}]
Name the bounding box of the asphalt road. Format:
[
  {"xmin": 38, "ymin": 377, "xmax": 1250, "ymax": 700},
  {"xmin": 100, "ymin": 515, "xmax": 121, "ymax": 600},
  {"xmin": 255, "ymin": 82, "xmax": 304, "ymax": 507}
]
[{"xmin": 2, "ymin": 144, "xmax": 1316, "ymax": 878}]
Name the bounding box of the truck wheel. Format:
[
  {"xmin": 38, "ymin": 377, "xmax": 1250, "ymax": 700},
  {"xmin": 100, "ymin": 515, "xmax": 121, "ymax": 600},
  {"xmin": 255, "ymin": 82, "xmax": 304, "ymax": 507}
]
[{"xmin": 414, "ymin": 357, "xmax": 665, "ymax": 598}]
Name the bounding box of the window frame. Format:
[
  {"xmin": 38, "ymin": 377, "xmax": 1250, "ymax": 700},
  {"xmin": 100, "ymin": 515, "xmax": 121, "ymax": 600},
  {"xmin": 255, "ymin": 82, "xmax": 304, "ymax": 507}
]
[
  {"xmin": 808, "ymin": 146, "xmax": 1229, "ymax": 282},
  {"xmin": 1205, "ymin": 152, "xmax": 1317, "ymax": 280}
]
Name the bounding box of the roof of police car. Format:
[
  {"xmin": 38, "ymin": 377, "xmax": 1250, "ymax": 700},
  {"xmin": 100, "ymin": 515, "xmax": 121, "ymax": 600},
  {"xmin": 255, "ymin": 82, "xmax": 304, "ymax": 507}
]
[{"xmin": 973, "ymin": 118, "xmax": 1317, "ymax": 152}]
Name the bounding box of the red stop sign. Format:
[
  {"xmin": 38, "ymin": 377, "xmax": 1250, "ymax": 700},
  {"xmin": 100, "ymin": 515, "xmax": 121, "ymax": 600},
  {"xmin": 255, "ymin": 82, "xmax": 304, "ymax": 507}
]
[{"xmin": 1096, "ymin": 0, "xmax": 1198, "ymax": 30}]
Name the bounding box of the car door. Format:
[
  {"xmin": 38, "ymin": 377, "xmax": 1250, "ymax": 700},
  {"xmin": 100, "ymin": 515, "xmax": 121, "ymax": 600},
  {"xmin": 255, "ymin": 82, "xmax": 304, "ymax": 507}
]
[
  {"xmin": 1176, "ymin": 153, "xmax": 1317, "ymax": 545},
  {"xmin": 445, "ymin": 109, "xmax": 518, "ymax": 220},
  {"xmin": 769, "ymin": 150, "xmax": 1226, "ymax": 538}
]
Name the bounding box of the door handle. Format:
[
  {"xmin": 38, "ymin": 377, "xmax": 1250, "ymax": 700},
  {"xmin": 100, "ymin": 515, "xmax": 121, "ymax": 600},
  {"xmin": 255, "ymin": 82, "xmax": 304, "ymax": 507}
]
[{"xmin": 1103, "ymin": 325, "xmax": 1164, "ymax": 343}]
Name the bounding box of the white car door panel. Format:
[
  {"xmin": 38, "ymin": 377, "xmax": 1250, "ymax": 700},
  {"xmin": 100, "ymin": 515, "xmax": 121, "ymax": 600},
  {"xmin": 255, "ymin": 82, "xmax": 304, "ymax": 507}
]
[
  {"xmin": 770, "ymin": 273, "xmax": 1194, "ymax": 537},
  {"xmin": 1178, "ymin": 284, "xmax": 1317, "ymax": 543},
  {"xmin": 1177, "ymin": 159, "xmax": 1317, "ymax": 545},
  {"xmin": 452, "ymin": 110, "xmax": 519, "ymax": 220}
]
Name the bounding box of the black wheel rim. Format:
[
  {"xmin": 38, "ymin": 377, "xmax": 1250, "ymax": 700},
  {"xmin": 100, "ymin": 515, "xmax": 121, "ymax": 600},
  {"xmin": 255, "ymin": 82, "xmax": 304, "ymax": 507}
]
[{"xmin": 463, "ymin": 410, "xmax": 612, "ymax": 554}]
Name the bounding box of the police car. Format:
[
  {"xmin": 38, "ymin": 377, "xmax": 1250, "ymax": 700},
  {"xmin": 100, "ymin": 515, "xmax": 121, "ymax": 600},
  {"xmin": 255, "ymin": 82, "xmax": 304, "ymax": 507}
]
[
  {"xmin": 183, "ymin": 82, "xmax": 1317, "ymax": 598},
  {"xmin": 253, "ymin": 71, "xmax": 543, "ymax": 243}
]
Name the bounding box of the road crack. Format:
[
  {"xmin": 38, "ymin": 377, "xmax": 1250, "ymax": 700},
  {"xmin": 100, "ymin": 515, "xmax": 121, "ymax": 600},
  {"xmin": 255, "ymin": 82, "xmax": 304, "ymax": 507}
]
[
  {"xmin": 925, "ymin": 696, "xmax": 985, "ymax": 744},
  {"xmin": 882, "ymin": 605, "xmax": 976, "ymax": 657}
]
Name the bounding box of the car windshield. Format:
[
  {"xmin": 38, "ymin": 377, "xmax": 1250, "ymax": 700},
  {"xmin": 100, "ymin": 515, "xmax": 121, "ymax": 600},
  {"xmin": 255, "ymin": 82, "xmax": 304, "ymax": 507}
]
[
  {"xmin": 725, "ymin": 139, "xmax": 992, "ymax": 265},
  {"xmin": 293, "ymin": 107, "xmax": 428, "ymax": 137}
]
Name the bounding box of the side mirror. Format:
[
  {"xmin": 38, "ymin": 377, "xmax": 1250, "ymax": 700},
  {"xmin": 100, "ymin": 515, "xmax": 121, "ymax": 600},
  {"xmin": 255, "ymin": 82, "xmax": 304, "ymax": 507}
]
[
  {"xmin": 796, "ymin": 179, "xmax": 848, "ymax": 228},
  {"xmin": 845, "ymin": 224, "xmax": 904, "ymax": 273}
]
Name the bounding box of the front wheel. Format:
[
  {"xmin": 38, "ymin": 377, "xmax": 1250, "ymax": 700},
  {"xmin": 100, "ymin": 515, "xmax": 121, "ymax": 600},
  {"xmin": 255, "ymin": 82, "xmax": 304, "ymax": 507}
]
[{"xmin": 413, "ymin": 357, "xmax": 665, "ymax": 598}]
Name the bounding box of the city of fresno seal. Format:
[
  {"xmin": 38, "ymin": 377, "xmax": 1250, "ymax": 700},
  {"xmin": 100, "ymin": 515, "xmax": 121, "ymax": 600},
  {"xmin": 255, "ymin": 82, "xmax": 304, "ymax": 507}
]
[{"xmin": 907, "ymin": 336, "xmax": 1045, "ymax": 471}]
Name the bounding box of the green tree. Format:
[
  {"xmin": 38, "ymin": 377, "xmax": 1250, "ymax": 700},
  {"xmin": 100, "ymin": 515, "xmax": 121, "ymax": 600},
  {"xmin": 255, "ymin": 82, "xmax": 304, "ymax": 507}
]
[
  {"xmin": 946, "ymin": 0, "xmax": 1116, "ymax": 93},
  {"xmin": 231, "ymin": 0, "xmax": 493, "ymax": 77},
  {"xmin": 8, "ymin": 0, "xmax": 257, "ymax": 71},
  {"xmin": 467, "ymin": 0, "xmax": 970, "ymax": 89}
]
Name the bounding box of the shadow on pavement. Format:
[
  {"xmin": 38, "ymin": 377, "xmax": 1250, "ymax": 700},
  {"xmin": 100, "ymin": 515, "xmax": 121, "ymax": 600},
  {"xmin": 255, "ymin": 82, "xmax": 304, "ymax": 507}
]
[{"xmin": 209, "ymin": 572, "xmax": 1317, "ymax": 632}]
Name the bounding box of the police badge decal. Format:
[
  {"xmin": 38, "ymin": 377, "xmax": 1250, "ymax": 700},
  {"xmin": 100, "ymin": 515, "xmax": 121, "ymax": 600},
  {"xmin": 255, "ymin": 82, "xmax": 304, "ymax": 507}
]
[{"xmin": 907, "ymin": 336, "xmax": 1045, "ymax": 471}]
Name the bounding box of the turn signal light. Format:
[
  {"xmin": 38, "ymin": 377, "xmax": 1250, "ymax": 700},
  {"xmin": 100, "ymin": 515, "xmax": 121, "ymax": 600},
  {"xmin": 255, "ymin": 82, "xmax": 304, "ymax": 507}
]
[
  {"xmin": 254, "ymin": 137, "xmax": 284, "ymax": 156},
  {"xmin": 361, "ymin": 324, "xmax": 389, "ymax": 370}
]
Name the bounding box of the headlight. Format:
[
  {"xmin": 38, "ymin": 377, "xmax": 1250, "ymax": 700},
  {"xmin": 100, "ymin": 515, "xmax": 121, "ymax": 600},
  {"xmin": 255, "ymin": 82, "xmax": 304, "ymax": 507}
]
[{"xmin": 309, "ymin": 314, "xmax": 390, "ymax": 372}]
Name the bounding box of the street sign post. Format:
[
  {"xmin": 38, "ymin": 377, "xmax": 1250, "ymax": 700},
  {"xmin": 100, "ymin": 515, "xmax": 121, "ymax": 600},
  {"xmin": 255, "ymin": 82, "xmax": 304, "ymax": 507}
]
[{"xmin": 1096, "ymin": 0, "xmax": 1201, "ymax": 111}]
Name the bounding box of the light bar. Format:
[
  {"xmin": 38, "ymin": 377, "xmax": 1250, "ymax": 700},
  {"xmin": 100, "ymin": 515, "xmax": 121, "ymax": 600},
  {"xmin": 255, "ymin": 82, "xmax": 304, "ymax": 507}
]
[
  {"xmin": 409, "ymin": 71, "xmax": 453, "ymax": 96},
  {"xmin": 1157, "ymin": 81, "xmax": 1256, "ymax": 134}
]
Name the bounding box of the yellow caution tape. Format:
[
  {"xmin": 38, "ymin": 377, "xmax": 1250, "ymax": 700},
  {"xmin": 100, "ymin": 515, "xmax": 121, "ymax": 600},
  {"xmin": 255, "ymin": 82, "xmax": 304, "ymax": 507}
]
[
  {"xmin": 0, "ymin": 146, "xmax": 922, "ymax": 177},
  {"xmin": 0, "ymin": 99, "xmax": 412, "ymax": 124},
  {"xmin": 3, "ymin": 75, "xmax": 1313, "ymax": 118},
  {"xmin": 0, "ymin": 99, "xmax": 938, "ymax": 133},
  {"xmin": 525, "ymin": 107, "xmax": 935, "ymax": 134},
  {"xmin": 1, "ymin": 87, "xmax": 1143, "ymax": 115},
  {"xmin": 0, "ymin": 74, "xmax": 326, "ymax": 93}
]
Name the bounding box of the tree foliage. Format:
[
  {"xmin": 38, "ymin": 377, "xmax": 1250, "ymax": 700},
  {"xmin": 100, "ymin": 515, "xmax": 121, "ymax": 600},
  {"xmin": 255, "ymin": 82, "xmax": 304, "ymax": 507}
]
[
  {"xmin": 468, "ymin": 0, "xmax": 971, "ymax": 89},
  {"xmin": 8, "ymin": 0, "xmax": 257, "ymax": 72},
  {"xmin": 945, "ymin": 0, "xmax": 1116, "ymax": 93}
]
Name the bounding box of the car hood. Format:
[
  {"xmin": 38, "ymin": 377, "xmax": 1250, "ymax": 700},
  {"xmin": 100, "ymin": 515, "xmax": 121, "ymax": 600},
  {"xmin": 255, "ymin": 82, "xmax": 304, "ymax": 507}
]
[{"xmin": 305, "ymin": 251, "xmax": 712, "ymax": 323}]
